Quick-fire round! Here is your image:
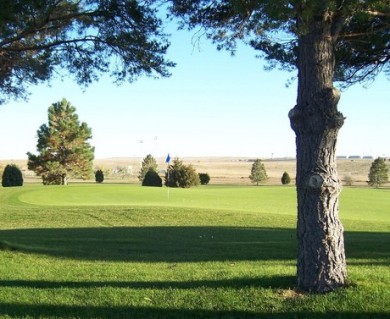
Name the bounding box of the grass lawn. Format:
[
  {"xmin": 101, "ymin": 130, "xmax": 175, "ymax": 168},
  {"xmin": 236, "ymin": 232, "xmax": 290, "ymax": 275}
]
[{"xmin": 0, "ymin": 184, "xmax": 389, "ymax": 318}]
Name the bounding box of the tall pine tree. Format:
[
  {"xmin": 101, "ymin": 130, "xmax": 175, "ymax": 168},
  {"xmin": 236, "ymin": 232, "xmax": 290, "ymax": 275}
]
[
  {"xmin": 168, "ymin": 0, "xmax": 389, "ymax": 292},
  {"xmin": 249, "ymin": 159, "xmax": 268, "ymax": 186},
  {"xmin": 368, "ymin": 157, "xmax": 389, "ymax": 188},
  {"xmin": 27, "ymin": 99, "xmax": 94, "ymax": 185}
]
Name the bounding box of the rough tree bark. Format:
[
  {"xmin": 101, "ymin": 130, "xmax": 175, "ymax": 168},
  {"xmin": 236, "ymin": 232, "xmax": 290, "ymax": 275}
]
[{"xmin": 289, "ymin": 15, "xmax": 347, "ymax": 292}]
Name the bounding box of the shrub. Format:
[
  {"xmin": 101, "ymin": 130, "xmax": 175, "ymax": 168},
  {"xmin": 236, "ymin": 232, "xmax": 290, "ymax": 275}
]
[
  {"xmin": 343, "ymin": 174, "xmax": 354, "ymax": 186},
  {"xmin": 142, "ymin": 169, "xmax": 162, "ymax": 187},
  {"xmin": 95, "ymin": 169, "xmax": 104, "ymax": 183},
  {"xmin": 2, "ymin": 164, "xmax": 23, "ymax": 187},
  {"xmin": 281, "ymin": 171, "xmax": 291, "ymax": 185},
  {"xmin": 165, "ymin": 158, "xmax": 200, "ymax": 188},
  {"xmin": 199, "ymin": 173, "xmax": 210, "ymax": 185}
]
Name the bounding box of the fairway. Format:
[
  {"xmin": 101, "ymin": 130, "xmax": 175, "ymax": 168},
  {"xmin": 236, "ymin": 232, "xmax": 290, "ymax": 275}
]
[{"xmin": 0, "ymin": 184, "xmax": 389, "ymax": 318}]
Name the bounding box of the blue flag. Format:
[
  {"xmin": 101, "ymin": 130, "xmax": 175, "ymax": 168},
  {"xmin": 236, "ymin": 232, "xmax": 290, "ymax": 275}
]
[{"xmin": 165, "ymin": 153, "xmax": 171, "ymax": 164}]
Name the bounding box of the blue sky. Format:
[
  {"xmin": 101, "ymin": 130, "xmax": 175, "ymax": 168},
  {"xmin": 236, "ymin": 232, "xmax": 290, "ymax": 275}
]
[{"xmin": 0, "ymin": 27, "xmax": 389, "ymax": 160}]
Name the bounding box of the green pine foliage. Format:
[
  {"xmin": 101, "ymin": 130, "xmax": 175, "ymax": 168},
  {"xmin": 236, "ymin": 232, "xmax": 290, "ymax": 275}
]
[
  {"xmin": 27, "ymin": 99, "xmax": 95, "ymax": 185},
  {"xmin": 281, "ymin": 171, "xmax": 291, "ymax": 185},
  {"xmin": 165, "ymin": 158, "xmax": 200, "ymax": 188},
  {"xmin": 142, "ymin": 169, "xmax": 162, "ymax": 187},
  {"xmin": 42, "ymin": 173, "xmax": 63, "ymax": 186},
  {"xmin": 95, "ymin": 170, "xmax": 104, "ymax": 183},
  {"xmin": 0, "ymin": 0, "xmax": 173, "ymax": 104},
  {"xmin": 1, "ymin": 164, "xmax": 23, "ymax": 187},
  {"xmin": 168, "ymin": 1, "xmax": 389, "ymax": 87},
  {"xmin": 368, "ymin": 157, "xmax": 389, "ymax": 188},
  {"xmin": 249, "ymin": 159, "xmax": 268, "ymax": 186},
  {"xmin": 138, "ymin": 154, "xmax": 158, "ymax": 182}
]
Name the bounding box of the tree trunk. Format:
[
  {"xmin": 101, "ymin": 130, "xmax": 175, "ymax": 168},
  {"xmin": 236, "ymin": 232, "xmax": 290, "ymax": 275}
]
[
  {"xmin": 61, "ymin": 174, "xmax": 68, "ymax": 186},
  {"xmin": 289, "ymin": 17, "xmax": 347, "ymax": 292}
]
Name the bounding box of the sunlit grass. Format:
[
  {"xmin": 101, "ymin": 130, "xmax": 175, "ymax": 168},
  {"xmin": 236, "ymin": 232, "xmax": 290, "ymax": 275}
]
[
  {"xmin": 0, "ymin": 184, "xmax": 389, "ymax": 318},
  {"xmin": 15, "ymin": 184, "xmax": 296, "ymax": 216}
]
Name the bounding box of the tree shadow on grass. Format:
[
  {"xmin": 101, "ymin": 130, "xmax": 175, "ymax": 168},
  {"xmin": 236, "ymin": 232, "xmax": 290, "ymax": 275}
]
[
  {"xmin": 344, "ymin": 232, "xmax": 390, "ymax": 266},
  {"xmin": 0, "ymin": 228, "xmax": 388, "ymax": 319},
  {"xmin": 0, "ymin": 226, "xmax": 297, "ymax": 262},
  {"xmin": 0, "ymin": 227, "xmax": 388, "ymax": 264},
  {"xmin": 0, "ymin": 275, "xmax": 295, "ymax": 290},
  {"xmin": 0, "ymin": 303, "xmax": 388, "ymax": 319}
]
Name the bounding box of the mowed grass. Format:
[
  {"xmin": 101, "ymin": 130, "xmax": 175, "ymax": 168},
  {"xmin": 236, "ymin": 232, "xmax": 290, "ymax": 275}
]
[{"xmin": 0, "ymin": 184, "xmax": 389, "ymax": 319}]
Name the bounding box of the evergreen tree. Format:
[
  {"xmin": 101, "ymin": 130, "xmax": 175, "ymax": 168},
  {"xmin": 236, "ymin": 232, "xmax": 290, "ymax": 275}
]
[
  {"xmin": 368, "ymin": 157, "xmax": 389, "ymax": 188},
  {"xmin": 2, "ymin": 164, "xmax": 23, "ymax": 187},
  {"xmin": 249, "ymin": 159, "xmax": 267, "ymax": 186},
  {"xmin": 138, "ymin": 154, "xmax": 158, "ymax": 182},
  {"xmin": 168, "ymin": 0, "xmax": 390, "ymax": 292},
  {"xmin": 281, "ymin": 172, "xmax": 291, "ymax": 185},
  {"xmin": 27, "ymin": 99, "xmax": 94, "ymax": 185}
]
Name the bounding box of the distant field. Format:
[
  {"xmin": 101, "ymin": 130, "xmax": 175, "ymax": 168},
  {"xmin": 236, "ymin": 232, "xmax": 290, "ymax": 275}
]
[
  {"xmin": 0, "ymin": 184, "xmax": 389, "ymax": 318},
  {"xmin": 2, "ymin": 157, "xmax": 387, "ymax": 186}
]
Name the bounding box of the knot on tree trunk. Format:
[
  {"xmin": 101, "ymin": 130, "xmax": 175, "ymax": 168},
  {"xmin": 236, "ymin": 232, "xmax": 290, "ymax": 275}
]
[
  {"xmin": 307, "ymin": 174, "xmax": 324, "ymax": 189},
  {"xmin": 289, "ymin": 87, "xmax": 345, "ymax": 134},
  {"xmin": 306, "ymin": 173, "xmax": 341, "ymax": 195}
]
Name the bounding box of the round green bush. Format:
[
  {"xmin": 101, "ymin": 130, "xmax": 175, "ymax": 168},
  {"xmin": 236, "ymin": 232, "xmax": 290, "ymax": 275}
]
[
  {"xmin": 2, "ymin": 164, "xmax": 23, "ymax": 187},
  {"xmin": 198, "ymin": 173, "xmax": 210, "ymax": 185},
  {"xmin": 281, "ymin": 171, "xmax": 291, "ymax": 185},
  {"xmin": 142, "ymin": 169, "xmax": 162, "ymax": 187}
]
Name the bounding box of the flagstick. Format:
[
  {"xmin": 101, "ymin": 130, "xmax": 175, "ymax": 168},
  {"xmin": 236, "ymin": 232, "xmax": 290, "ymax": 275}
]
[
  {"xmin": 165, "ymin": 153, "xmax": 171, "ymax": 201},
  {"xmin": 167, "ymin": 169, "xmax": 170, "ymax": 201}
]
